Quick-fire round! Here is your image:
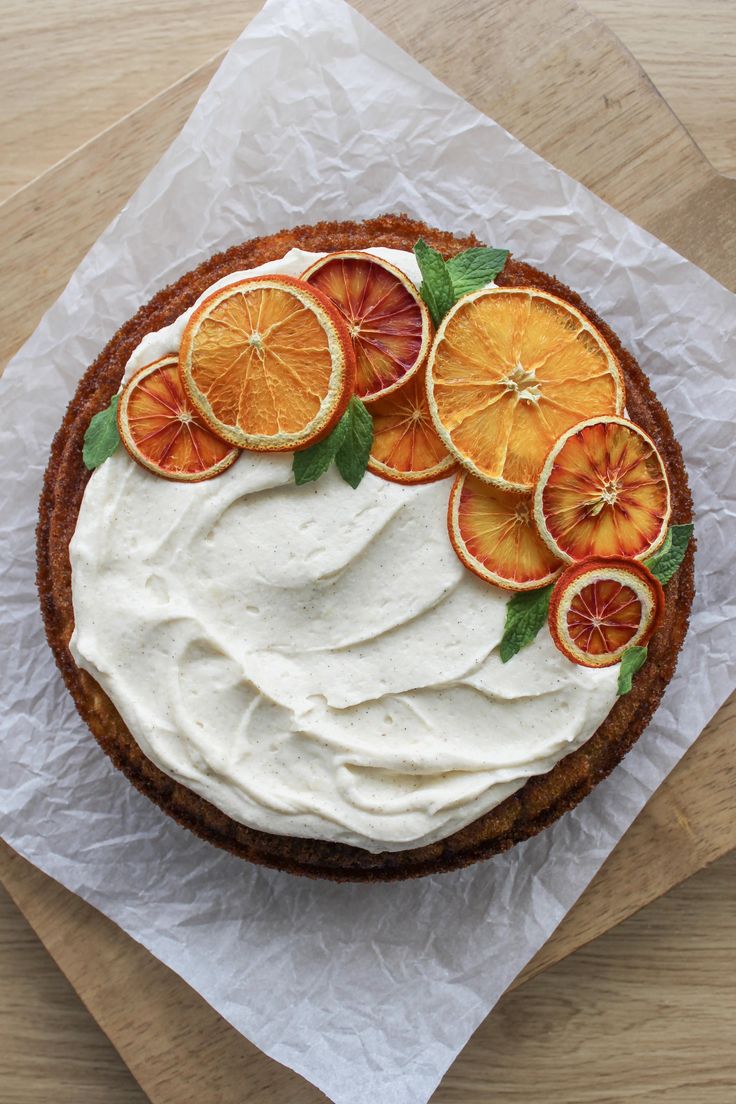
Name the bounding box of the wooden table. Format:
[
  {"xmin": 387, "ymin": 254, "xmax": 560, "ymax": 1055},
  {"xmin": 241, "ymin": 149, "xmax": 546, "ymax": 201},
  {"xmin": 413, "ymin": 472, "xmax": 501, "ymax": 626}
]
[{"xmin": 2, "ymin": 2, "xmax": 735, "ymax": 1101}]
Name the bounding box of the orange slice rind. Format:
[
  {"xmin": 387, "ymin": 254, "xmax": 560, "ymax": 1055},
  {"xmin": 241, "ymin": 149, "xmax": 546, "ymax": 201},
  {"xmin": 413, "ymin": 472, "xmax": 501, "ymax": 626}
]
[
  {"xmin": 179, "ymin": 274, "xmax": 356, "ymax": 452},
  {"xmin": 302, "ymin": 251, "xmax": 431, "ymax": 402},
  {"xmin": 426, "ymin": 286, "xmax": 625, "ymax": 491},
  {"xmin": 117, "ymin": 356, "xmax": 240, "ymax": 482},
  {"xmin": 548, "ymin": 556, "xmax": 664, "ymax": 667},
  {"xmin": 448, "ymin": 471, "xmax": 563, "ymax": 590},
  {"xmin": 534, "ymin": 416, "xmax": 671, "ymax": 563},
  {"xmin": 367, "ymin": 366, "xmax": 456, "ymax": 485}
]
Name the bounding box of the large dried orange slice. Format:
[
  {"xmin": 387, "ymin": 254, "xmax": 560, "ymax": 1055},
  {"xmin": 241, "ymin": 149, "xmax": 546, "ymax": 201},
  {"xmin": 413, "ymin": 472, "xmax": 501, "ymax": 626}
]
[
  {"xmin": 367, "ymin": 367, "xmax": 456, "ymax": 485},
  {"xmin": 302, "ymin": 251, "xmax": 431, "ymax": 402},
  {"xmin": 179, "ymin": 275, "xmax": 356, "ymax": 451},
  {"xmin": 426, "ymin": 287, "xmax": 624, "ymax": 491},
  {"xmin": 448, "ymin": 471, "xmax": 562, "ymax": 590},
  {"xmin": 548, "ymin": 556, "xmax": 664, "ymax": 667},
  {"xmin": 534, "ymin": 416, "xmax": 671, "ymax": 563},
  {"xmin": 117, "ymin": 356, "xmax": 240, "ymax": 482}
]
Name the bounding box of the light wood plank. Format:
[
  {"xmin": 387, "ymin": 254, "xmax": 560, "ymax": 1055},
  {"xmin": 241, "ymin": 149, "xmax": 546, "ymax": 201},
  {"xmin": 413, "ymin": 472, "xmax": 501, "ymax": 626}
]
[
  {"xmin": 0, "ymin": 886, "xmax": 147, "ymax": 1104},
  {"xmin": 581, "ymin": 0, "xmax": 736, "ymax": 178}
]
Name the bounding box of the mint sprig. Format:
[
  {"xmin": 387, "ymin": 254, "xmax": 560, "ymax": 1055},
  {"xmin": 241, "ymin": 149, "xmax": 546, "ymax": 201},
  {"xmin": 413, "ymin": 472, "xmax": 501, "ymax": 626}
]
[
  {"xmin": 292, "ymin": 397, "xmax": 373, "ymax": 489},
  {"xmin": 645, "ymin": 523, "xmax": 694, "ymax": 585},
  {"xmin": 617, "ymin": 645, "xmax": 648, "ymax": 696},
  {"xmin": 83, "ymin": 394, "xmax": 120, "ymax": 470},
  {"xmin": 414, "ymin": 240, "xmax": 509, "ymax": 327},
  {"xmin": 499, "ymin": 585, "xmax": 553, "ymax": 663}
]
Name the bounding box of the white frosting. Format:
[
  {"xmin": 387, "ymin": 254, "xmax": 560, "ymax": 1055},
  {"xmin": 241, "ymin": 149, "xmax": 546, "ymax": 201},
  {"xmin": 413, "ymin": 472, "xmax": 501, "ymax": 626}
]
[{"xmin": 69, "ymin": 248, "xmax": 619, "ymax": 853}]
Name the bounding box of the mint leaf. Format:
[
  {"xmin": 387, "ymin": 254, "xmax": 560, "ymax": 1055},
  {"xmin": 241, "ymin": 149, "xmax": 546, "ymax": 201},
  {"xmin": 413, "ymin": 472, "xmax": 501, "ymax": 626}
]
[
  {"xmin": 292, "ymin": 412, "xmax": 350, "ymax": 485},
  {"xmin": 292, "ymin": 399, "xmax": 373, "ymax": 489},
  {"xmin": 500, "ymin": 585, "xmax": 553, "ymax": 663},
  {"xmin": 645, "ymin": 523, "xmax": 694, "ymax": 586},
  {"xmin": 413, "ymin": 239, "xmax": 454, "ymax": 327},
  {"xmin": 335, "ymin": 397, "xmax": 373, "ymax": 489},
  {"xmin": 83, "ymin": 394, "xmax": 120, "ymax": 470},
  {"xmin": 446, "ymin": 247, "xmax": 509, "ymax": 297},
  {"xmin": 617, "ymin": 645, "xmax": 648, "ymax": 696}
]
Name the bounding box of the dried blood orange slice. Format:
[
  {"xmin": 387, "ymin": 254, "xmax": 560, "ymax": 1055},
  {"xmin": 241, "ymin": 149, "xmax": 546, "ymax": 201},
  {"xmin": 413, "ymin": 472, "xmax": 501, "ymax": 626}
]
[
  {"xmin": 426, "ymin": 287, "xmax": 624, "ymax": 491},
  {"xmin": 548, "ymin": 556, "xmax": 664, "ymax": 667},
  {"xmin": 302, "ymin": 251, "xmax": 431, "ymax": 402},
  {"xmin": 448, "ymin": 471, "xmax": 563, "ymax": 590},
  {"xmin": 117, "ymin": 356, "xmax": 240, "ymax": 482},
  {"xmin": 179, "ymin": 275, "xmax": 356, "ymax": 451},
  {"xmin": 367, "ymin": 367, "xmax": 456, "ymax": 485},
  {"xmin": 534, "ymin": 416, "xmax": 671, "ymax": 563}
]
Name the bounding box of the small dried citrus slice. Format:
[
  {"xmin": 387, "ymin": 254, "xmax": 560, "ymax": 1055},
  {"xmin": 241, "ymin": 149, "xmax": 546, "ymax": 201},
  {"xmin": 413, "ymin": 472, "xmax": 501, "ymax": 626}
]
[
  {"xmin": 448, "ymin": 471, "xmax": 563, "ymax": 590},
  {"xmin": 534, "ymin": 416, "xmax": 671, "ymax": 563},
  {"xmin": 302, "ymin": 251, "xmax": 431, "ymax": 401},
  {"xmin": 179, "ymin": 275, "xmax": 356, "ymax": 451},
  {"xmin": 367, "ymin": 367, "xmax": 456, "ymax": 485},
  {"xmin": 117, "ymin": 356, "xmax": 240, "ymax": 482},
  {"xmin": 548, "ymin": 556, "xmax": 664, "ymax": 667},
  {"xmin": 426, "ymin": 286, "xmax": 625, "ymax": 491}
]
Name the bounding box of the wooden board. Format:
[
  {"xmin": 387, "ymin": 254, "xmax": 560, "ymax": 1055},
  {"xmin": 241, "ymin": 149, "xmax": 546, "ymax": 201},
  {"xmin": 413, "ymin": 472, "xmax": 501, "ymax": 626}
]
[
  {"xmin": 3, "ymin": 1, "xmax": 735, "ymax": 202},
  {"xmin": 1, "ymin": 0, "xmax": 735, "ymax": 1100}
]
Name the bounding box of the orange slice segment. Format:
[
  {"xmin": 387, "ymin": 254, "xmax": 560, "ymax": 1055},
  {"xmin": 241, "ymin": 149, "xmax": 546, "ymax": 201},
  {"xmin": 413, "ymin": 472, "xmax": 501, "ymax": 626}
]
[
  {"xmin": 302, "ymin": 251, "xmax": 431, "ymax": 401},
  {"xmin": 179, "ymin": 275, "xmax": 356, "ymax": 451},
  {"xmin": 367, "ymin": 366, "xmax": 456, "ymax": 485},
  {"xmin": 534, "ymin": 416, "xmax": 671, "ymax": 563},
  {"xmin": 448, "ymin": 471, "xmax": 563, "ymax": 590},
  {"xmin": 548, "ymin": 556, "xmax": 664, "ymax": 667},
  {"xmin": 117, "ymin": 356, "xmax": 240, "ymax": 482},
  {"xmin": 426, "ymin": 287, "xmax": 625, "ymax": 491}
]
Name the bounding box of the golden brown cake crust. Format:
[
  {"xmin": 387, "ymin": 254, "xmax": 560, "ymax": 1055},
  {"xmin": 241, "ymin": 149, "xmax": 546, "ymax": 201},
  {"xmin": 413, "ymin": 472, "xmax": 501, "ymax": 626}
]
[{"xmin": 36, "ymin": 214, "xmax": 694, "ymax": 881}]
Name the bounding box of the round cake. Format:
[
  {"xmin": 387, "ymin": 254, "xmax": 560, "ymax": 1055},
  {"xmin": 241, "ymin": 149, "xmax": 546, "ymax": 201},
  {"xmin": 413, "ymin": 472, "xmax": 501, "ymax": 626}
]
[{"xmin": 37, "ymin": 214, "xmax": 694, "ymax": 881}]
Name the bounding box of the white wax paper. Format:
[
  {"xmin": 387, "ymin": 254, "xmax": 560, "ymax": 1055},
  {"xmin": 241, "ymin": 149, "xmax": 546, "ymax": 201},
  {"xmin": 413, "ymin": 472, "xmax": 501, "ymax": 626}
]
[{"xmin": 1, "ymin": 1, "xmax": 735, "ymax": 1101}]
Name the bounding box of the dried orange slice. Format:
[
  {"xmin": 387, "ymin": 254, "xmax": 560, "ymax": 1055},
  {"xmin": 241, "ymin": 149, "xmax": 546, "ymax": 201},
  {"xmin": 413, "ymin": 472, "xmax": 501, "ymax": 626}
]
[
  {"xmin": 179, "ymin": 275, "xmax": 356, "ymax": 451},
  {"xmin": 426, "ymin": 287, "xmax": 624, "ymax": 491},
  {"xmin": 548, "ymin": 556, "xmax": 664, "ymax": 667},
  {"xmin": 117, "ymin": 356, "xmax": 240, "ymax": 482},
  {"xmin": 534, "ymin": 416, "xmax": 671, "ymax": 563},
  {"xmin": 448, "ymin": 471, "xmax": 562, "ymax": 590},
  {"xmin": 367, "ymin": 367, "xmax": 456, "ymax": 485},
  {"xmin": 302, "ymin": 251, "xmax": 431, "ymax": 401}
]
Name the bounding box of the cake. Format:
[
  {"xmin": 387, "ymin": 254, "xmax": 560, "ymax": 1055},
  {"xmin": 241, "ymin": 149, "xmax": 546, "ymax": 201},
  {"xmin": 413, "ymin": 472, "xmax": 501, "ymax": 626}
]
[{"xmin": 37, "ymin": 214, "xmax": 694, "ymax": 881}]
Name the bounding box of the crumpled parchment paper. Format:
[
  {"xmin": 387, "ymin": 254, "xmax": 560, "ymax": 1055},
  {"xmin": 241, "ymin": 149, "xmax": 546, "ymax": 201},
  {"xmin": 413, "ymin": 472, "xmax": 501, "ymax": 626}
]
[{"xmin": 1, "ymin": 1, "xmax": 735, "ymax": 1102}]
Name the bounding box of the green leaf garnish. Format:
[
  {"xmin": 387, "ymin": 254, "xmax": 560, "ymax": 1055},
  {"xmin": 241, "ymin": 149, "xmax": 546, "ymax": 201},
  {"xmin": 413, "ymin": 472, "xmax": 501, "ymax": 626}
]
[
  {"xmin": 83, "ymin": 394, "xmax": 120, "ymax": 470},
  {"xmin": 292, "ymin": 398, "xmax": 373, "ymax": 489},
  {"xmin": 413, "ymin": 239, "xmax": 455, "ymax": 327},
  {"xmin": 645, "ymin": 523, "xmax": 694, "ymax": 586},
  {"xmin": 335, "ymin": 397, "xmax": 373, "ymax": 488},
  {"xmin": 293, "ymin": 413, "xmax": 350, "ymax": 486},
  {"xmin": 499, "ymin": 585, "xmax": 553, "ymax": 663},
  {"xmin": 617, "ymin": 645, "xmax": 648, "ymax": 696},
  {"xmin": 446, "ymin": 247, "xmax": 509, "ymax": 298},
  {"xmin": 413, "ymin": 240, "xmax": 509, "ymax": 327}
]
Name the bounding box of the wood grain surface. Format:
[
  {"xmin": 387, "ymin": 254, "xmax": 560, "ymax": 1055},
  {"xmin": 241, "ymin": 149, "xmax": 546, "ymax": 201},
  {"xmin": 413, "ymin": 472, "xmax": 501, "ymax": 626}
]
[
  {"xmin": 583, "ymin": 0, "xmax": 736, "ymax": 178},
  {"xmin": 2, "ymin": 1, "xmax": 734, "ymax": 201},
  {"xmin": 2, "ymin": 1, "xmax": 735, "ymax": 1102}
]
